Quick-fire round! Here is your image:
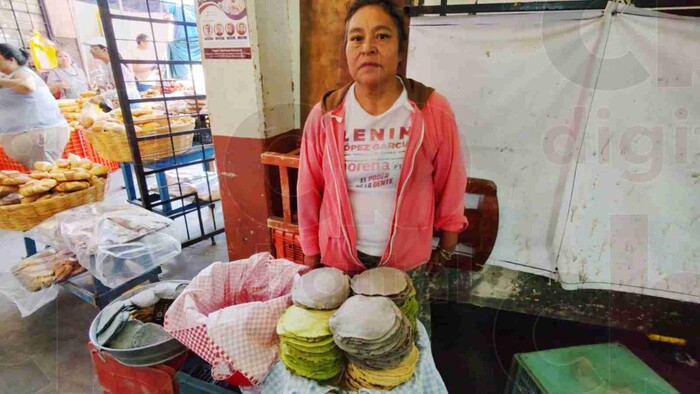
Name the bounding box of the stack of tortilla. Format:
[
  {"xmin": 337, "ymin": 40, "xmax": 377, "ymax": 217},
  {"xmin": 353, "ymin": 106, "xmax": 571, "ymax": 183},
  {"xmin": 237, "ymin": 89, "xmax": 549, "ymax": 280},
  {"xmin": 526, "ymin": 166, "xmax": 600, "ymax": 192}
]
[
  {"xmin": 330, "ymin": 295, "xmax": 418, "ymax": 390},
  {"xmin": 277, "ymin": 306, "xmax": 345, "ymax": 381},
  {"xmin": 276, "ymin": 268, "xmax": 350, "ymax": 381},
  {"xmin": 350, "ymin": 267, "xmax": 419, "ymax": 332}
]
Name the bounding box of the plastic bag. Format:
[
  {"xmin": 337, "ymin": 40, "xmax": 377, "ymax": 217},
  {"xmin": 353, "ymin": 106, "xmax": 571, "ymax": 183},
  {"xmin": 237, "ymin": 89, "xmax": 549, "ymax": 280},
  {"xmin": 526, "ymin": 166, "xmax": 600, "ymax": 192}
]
[
  {"xmin": 91, "ymin": 232, "xmax": 181, "ymax": 288},
  {"xmin": 79, "ymin": 102, "xmax": 107, "ymax": 129},
  {"xmin": 0, "ymin": 247, "xmax": 64, "ymax": 318},
  {"xmin": 0, "ymin": 272, "xmax": 58, "ymax": 317},
  {"xmin": 157, "ymin": 167, "xmax": 219, "ymax": 201},
  {"xmin": 27, "ymin": 201, "xmax": 177, "ymax": 288},
  {"xmin": 29, "ymin": 31, "xmax": 57, "ymax": 70},
  {"xmin": 193, "ymin": 172, "xmax": 220, "ymax": 201}
]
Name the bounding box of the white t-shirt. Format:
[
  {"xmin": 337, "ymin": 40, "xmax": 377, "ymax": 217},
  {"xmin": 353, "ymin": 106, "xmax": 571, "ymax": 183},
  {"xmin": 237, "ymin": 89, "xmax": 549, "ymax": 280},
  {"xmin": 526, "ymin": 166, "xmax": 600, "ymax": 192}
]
[
  {"xmin": 344, "ymin": 81, "xmax": 412, "ymax": 257},
  {"xmin": 129, "ymin": 48, "xmax": 158, "ymax": 83}
]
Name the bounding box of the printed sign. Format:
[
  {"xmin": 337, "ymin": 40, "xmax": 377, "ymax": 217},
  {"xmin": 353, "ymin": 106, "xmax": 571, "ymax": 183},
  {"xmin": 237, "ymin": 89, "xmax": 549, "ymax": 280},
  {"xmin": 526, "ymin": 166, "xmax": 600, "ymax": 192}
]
[{"xmin": 198, "ymin": 0, "xmax": 251, "ymax": 59}]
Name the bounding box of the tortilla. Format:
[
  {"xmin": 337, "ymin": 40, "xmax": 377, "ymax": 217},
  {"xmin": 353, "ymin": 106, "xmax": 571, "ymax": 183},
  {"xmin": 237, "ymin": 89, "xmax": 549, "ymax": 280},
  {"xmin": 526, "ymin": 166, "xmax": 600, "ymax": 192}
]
[
  {"xmin": 292, "ymin": 267, "xmax": 350, "ymax": 310},
  {"xmin": 276, "ymin": 305, "xmax": 335, "ymax": 339},
  {"xmin": 329, "ymin": 295, "xmax": 399, "ymax": 341},
  {"xmin": 350, "ymin": 267, "xmax": 408, "ymax": 297}
]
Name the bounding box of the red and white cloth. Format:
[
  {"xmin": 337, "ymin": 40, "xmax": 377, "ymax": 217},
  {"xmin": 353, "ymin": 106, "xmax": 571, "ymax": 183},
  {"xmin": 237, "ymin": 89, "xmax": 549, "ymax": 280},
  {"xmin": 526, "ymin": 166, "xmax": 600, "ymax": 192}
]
[{"xmin": 164, "ymin": 253, "xmax": 309, "ymax": 385}]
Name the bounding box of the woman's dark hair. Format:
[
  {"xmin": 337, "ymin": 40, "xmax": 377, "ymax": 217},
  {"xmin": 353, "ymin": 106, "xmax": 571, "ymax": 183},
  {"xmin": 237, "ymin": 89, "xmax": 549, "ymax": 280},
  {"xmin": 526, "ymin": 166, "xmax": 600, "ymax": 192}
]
[
  {"xmin": 136, "ymin": 33, "xmax": 149, "ymax": 44},
  {"xmin": 0, "ymin": 43, "xmax": 30, "ymax": 66},
  {"xmin": 345, "ymin": 0, "xmax": 408, "ymax": 52}
]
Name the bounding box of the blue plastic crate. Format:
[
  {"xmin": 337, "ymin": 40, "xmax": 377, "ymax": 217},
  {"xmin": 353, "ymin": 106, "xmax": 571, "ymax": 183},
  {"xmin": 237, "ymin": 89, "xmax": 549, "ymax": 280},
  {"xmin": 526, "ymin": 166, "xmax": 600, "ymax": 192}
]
[{"xmin": 177, "ymin": 355, "xmax": 243, "ymax": 394}]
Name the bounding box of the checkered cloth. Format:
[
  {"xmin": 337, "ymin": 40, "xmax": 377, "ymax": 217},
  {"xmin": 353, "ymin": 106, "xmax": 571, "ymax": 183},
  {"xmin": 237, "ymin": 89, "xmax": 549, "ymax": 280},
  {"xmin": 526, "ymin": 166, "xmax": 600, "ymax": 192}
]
[
  {"xmin": 164, "ymin": 252, "xmax": 309, "ymax": 385},
  {"xmin": 261, "ymin": 321, "xmax": 448, "ymax": 394}
]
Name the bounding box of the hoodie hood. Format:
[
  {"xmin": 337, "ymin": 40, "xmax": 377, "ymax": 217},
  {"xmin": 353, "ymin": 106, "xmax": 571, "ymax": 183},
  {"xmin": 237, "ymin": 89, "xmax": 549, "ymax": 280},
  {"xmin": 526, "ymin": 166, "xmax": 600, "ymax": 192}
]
[{"xmin": 321, "ymin": 75, "xmax": 435, "ymax": 114}]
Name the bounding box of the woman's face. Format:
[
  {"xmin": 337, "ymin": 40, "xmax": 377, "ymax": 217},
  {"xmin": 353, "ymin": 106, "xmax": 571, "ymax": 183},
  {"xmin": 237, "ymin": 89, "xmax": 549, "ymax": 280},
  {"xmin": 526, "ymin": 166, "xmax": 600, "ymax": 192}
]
[
  {"xmin": 345, "ymin": 5, "xmax": 402, "ymax": 88},
  {"xmin": 57, "ymin": 51, "xmax": 71, "ymax": 68},
  {"xmin": 0, "ymin": 55, "xmax": 15, "ymax": 74}
]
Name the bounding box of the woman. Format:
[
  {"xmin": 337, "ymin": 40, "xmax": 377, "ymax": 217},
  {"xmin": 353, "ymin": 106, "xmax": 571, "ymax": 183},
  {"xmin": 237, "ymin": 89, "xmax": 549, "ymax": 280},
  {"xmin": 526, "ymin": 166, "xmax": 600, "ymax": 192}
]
[
  {"xmin": 46, "ymin": 49, "xmax": 89, "ymax": 99},
  {"xmin": 0, "ymin": 44, "xmax": 69, "ymax": 167},
  {"xmin": 297, "ymin": 0, "xmax": 467, "ymax": 336}
]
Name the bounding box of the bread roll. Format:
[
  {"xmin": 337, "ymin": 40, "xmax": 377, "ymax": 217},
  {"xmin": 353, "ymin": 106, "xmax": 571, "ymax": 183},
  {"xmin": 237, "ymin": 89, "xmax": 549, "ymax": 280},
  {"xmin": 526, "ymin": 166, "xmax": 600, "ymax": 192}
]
[
  {"xmin": 1, "ymin": 174, "xmax": 31, "ymax": 186},
  {"xmin": 56, "ymin": 99, "xmax": 77, "ymax": 108},
  {"xmin": 29, "ymin": 171, "xmax": 50, "ymax": 180},
  {"xmin": 64, "ymin": 113, "xmax": 81, "ymax": 121},
  {"xmin": 0, "ymin": 185, "xmax": 18, "ymax": 197},
  {"xmin": 54, "ymin": 181, "xmax": 90, "ymax": 193},
  {"xmin": 19, "ymin": 179, "xmax": 58, "ymax": 196},
  {"xmin": 55, "ymin": 159, "xmax": 70, "ymax": 168},
  {"xmin": 67, "ymin": 154, "xmax": 82, "ymax": 166},
  {"xmin": 76, "ymin": 159, "xmax": 93, "ymax": 170},
  {"xmin": 50, "ymin": 167, "xmax": 69, "ymax": 174},
  {"xmin": 60, "ymin": 105, "xmax": 81, "ymax": 113},
  {"xmin": 34, "ymin": 161, "xmax": 53, "ymax": 171},
  {"xmin": 89, "ymin": 165, "xmax": 109, "ymax": 177},
  {"xmin": 49, "ymin": 170, "xmax": 91, "ymax": 182},
  {"xmin": 80, "ymin": 91, "xmax": 97, "ymax": 98}
]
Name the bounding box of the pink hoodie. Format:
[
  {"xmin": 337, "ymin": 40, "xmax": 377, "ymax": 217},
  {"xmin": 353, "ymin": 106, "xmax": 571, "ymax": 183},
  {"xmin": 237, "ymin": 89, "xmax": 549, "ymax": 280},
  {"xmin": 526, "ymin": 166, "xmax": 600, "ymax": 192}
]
[{"xmin": 297, "ymin": 77, "xmax": 467, "ymax": 274}]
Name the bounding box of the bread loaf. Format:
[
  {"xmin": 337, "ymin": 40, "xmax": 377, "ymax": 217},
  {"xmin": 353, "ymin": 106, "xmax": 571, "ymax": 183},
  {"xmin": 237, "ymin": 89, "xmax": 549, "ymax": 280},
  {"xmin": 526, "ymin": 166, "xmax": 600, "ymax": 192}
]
[
  {"xmin": 49, "ymin": 170, "xmax": 91, "ymax": 182},
  {"xmin": 29, "ymin": 171, "xmax": 51, "ymax": 180},
  {"xmin": 1, "ymin": 174, "xmax": 31, "ymax": 186},
  {"xmin": 54, "ymin": 181, "xmax": 90, "ymax": 193},
  {"xmin": 19, "ymin": 179, "xmax": 58, "ymax": 196},
  {"xmin": 56, "ymin": 99, "xmax": 77, "ymax": 108},
  {"xmin": 89, "ymin": 165, "xmax": 109, "ymax": 177},
  {"xmin": 34, "ymin": 161, "xmax": 53, "ymax": 171}
]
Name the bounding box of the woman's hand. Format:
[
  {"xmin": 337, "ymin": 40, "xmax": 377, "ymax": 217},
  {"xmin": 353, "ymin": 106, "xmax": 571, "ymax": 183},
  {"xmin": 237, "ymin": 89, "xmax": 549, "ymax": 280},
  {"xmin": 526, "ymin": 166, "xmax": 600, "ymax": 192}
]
[{"xmin": 303, "ymin": 254, "xmax": 321, "ymax": 269}]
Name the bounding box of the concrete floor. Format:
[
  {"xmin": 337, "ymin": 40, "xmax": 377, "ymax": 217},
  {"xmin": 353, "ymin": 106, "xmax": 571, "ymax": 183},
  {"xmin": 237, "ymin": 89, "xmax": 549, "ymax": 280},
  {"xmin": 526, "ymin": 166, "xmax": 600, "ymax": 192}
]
[{"xmin": 0, "ymin": 170, "xmax": 229, "ymax": 394}]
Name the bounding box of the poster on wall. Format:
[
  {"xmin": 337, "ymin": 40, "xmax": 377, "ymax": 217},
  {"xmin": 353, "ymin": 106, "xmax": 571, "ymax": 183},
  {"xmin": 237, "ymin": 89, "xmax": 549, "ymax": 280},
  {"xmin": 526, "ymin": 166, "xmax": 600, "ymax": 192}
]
[{"xmin": 197, "ymin": 0, "xmax": 251, "ymax": 59}]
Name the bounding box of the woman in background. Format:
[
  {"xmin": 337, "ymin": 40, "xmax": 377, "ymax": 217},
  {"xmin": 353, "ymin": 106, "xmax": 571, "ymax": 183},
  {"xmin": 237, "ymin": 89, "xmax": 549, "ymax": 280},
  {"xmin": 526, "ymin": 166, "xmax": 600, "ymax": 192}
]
[
  {"xmin": 46, "ymin": 48, "xmax": 89, "ymax": 99},
  {"xmin": 0, "ymin": 44, "xmax": 69, "ymax": 167}
]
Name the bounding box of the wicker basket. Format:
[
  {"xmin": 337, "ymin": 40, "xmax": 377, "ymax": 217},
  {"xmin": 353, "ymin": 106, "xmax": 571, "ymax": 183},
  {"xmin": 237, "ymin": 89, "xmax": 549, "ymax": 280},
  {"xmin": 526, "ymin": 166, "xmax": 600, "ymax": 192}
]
[
  {"xmin": 84, "ymin": 117, "xmax": 196, "ymax": 163},
  {"xmin": 0, "ymin": 179, "xmax": 107, "ymax": 231}
]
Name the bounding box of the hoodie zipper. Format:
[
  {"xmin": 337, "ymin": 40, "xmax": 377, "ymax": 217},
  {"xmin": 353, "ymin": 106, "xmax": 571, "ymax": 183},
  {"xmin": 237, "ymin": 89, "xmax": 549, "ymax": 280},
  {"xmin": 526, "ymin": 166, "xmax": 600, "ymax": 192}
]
[
  {"xmin": 324, "ymin": 114, "xmax": 364, "ymax": 270},
  {"xmin": 380, "ymin": 120, "xmax": 425, "ymax": 267}
]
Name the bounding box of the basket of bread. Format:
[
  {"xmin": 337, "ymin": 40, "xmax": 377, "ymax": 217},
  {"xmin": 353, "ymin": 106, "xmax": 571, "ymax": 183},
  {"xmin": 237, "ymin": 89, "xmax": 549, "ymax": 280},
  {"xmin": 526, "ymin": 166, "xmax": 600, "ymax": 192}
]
[
  {"xmin": 0, "ymin": 154, "xmax": 109, "ymax": 231},
  {"xmin": 83, "ymin": 107, "xmax": 196, "ymax": 163}
]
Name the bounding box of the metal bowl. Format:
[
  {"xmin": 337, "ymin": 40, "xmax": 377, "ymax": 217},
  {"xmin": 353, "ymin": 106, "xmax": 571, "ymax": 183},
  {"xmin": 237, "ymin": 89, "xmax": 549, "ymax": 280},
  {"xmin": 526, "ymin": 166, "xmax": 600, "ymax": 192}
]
[{"xmin": 88, "ymin": 280, "xmax": 189, "ymax": 367}]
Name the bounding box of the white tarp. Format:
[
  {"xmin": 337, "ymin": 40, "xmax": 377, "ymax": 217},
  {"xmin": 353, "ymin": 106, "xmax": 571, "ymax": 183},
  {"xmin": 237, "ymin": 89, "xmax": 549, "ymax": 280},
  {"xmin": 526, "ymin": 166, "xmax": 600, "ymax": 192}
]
[{"xmin": 408, "ymin": 3, "xmax": 700, "ymax": 302}]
